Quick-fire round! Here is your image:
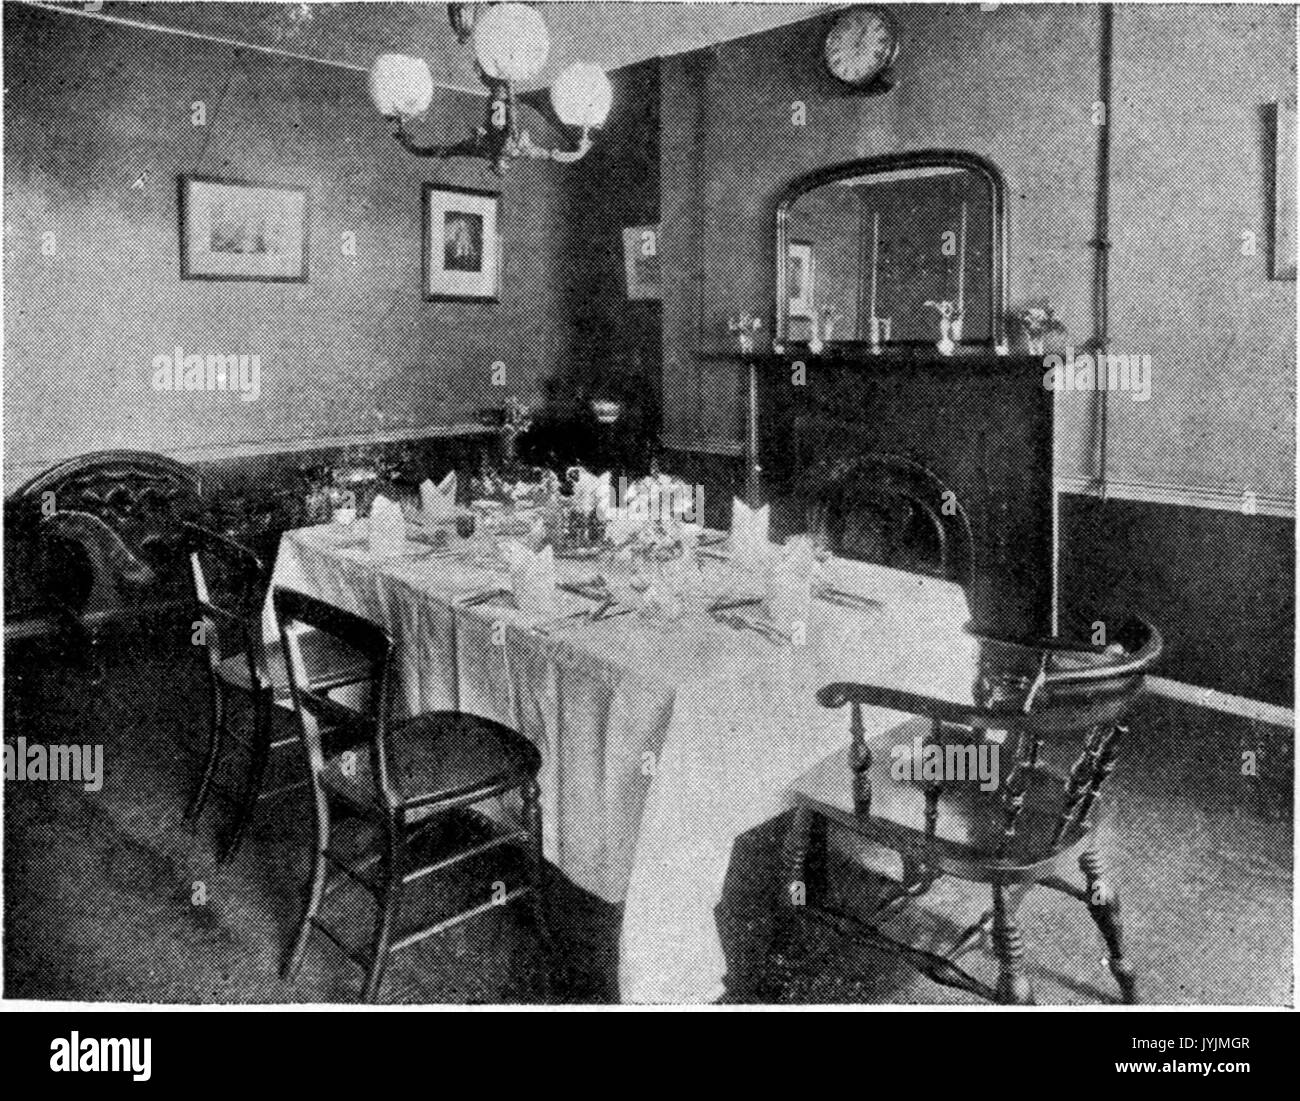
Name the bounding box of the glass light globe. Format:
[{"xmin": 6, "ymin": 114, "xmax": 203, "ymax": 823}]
[
  {"xmin": 368, "ymin": 53, "xmax": 434, "ymax": 117},
  {"xmin": 551, "ymin": 62, "xmax": 612, "ymax": 128},
  {"xmin": 473, "ymin": 3, "xmax": 550, "ymax": 83}
]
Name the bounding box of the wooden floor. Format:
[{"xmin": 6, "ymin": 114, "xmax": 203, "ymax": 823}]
[{"xmin": 3, "ymin": 624, "xmax": 1293, "ymax": 1005}]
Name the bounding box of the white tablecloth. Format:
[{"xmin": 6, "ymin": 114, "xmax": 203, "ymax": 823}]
[{"xmin": 263, "ymin": 523, "xmax": 976, "ymax": 1003}]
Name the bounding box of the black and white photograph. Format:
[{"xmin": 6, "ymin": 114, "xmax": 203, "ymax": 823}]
[
  {"xmin": 423, "ymin": 183, "xmax": 501, "ymax": 299},
  {"xmin": 0, "ymin": 0, "xmax": 1296, "ymax": 1057},
  {"xmin": 622, "ymin": 222, "xmax": 662, "ymax": 299}
]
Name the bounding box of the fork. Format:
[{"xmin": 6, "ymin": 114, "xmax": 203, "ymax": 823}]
[
  {"xmin": 460, "ymin": 586, "xmax": 510, "ymax": 607},
  {"xmin": 712, "ymin": 610, "xmax": 788, "ymax": 645}
]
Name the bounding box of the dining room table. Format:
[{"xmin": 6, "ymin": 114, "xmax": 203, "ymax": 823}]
[{"xmin": 261, "ymin": 509, "xmax": 979, "ymax": 1004}]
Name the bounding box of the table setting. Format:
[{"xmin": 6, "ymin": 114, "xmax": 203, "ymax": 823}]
[{"xmin": 263, "ymin": 469, "xmax": 979, "ymax": 1003}]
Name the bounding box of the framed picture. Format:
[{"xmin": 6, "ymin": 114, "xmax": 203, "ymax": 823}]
[
  {"xmin": 179, "ymin": 175, "xmax": 309, "ymax": 282},
  {"xmin": 787, "ymin": 240, "xmax": 815, "ymax": 318},
  {"xmin": 423, "ymin": 184, "xmax": 501, "ymax": 301},
  {"xmin": 622, "ymin": 224, "xmax": 662, "ymax": 300},
  {"xmin": 1274, "ymin": 101, "xmax": 1296, "ymax": 281}
]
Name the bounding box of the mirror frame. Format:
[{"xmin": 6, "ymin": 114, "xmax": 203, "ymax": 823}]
[{"xmin": 774, "ymin": 150, "xmax": 1009, "ymax": 353}]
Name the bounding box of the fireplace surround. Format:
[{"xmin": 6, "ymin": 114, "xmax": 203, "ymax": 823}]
[{"xmin": 751, "ymin": 353, "xmax": 1054, "ymax": 638}]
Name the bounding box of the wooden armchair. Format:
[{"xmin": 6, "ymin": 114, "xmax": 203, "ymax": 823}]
[{"xmin": 776, "ymin": 616, "xmax": 1162, "ymax": 1004}]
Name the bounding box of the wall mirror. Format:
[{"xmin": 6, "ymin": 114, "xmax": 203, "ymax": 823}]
[{"xmin": 775, "ymin": 152, "xmax": 1008, "ymax": 353}]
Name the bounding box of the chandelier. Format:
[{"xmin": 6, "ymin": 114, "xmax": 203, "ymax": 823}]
[{"xmin": 368, "ymin": 3, "xmax": 613, "ymax": 173}]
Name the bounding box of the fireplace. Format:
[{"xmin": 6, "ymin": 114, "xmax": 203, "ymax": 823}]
[
  {"xmin": 752, "ymin": 353, "xmax": 1054, "ymax": 638},
  {"xmin": 799, "ymin": 450, "xmax": 975, "ymax": 586}
]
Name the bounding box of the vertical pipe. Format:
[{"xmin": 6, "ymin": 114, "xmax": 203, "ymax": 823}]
[{"xmin": 1093, "ymin": 3, "xmax": 1115, "ymax": 498}]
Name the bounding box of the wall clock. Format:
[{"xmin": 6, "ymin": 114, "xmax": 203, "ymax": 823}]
[{"xmin": 823, "ymin": 5, "xmax": 900, "ymax": 95}]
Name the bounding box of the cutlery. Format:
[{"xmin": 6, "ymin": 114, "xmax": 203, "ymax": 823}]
[
  {"xmin": 712, "ymin": 610, "xmax": 788, "ymax": 645},
  {"xmin": 589, "ymin": 594, "xmax": 630, "ymax": 622},
  {"xmin": 460, "ymin": 587, "xmax": 510, "ymax": 607},
  {"xmin": 708, "ymin": 594, "xmax": 763, "ymax": 614},
  {"xmin": 815, "ymin": 586, "xmax": 884, "ymax": 611},
  {"xmin": 558, "ymin": 578, "xmax": 611, "ymax": 601}
]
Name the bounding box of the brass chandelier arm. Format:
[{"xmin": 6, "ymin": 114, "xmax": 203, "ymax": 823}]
[
  {"xmin": 390, "ymin": 116, "xmax": 493, "ymax": 160},
  {"xmin": 513, "ymin": 127, "xmax": 594, "ymax": 163},
  {"xmin": 389, "ymin": 115, "xmax": 594, "ymax": 168}
]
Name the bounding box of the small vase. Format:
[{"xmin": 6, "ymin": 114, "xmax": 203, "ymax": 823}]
[
  {"xmin": 937, "ymin": 319, "xmax": 956, "ymax": 356},
  {"xmin": 590, "ymin": 398, "xmax": 622, "ymax": 425}
]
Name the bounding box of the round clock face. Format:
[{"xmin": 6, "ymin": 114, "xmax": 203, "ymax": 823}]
[{"xmin": 824, "ymin": 7, "xmax": 899, "ymax": 87}]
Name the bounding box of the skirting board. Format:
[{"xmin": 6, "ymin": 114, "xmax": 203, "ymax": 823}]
[
  {"xmin": 1148, "ymin": 676, "xmax": 1294, "ymax": 730},
  {"xmin": 1056, "ymin": 475, "xmax": 1295, "ymax": 519}
]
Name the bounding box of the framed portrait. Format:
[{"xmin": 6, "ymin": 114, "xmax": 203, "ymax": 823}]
[
  {"xmin": 787, "ymin": 240, "xmax": 814, "ymax": 318},
  {"xmin": 423, "ymin": 184, "xmax": 501, "ymax": 301},
  {"xmin": 622, "ymin": 224, "xmax": 662, "ymax": 300},
  {"xmin": 178, "ymin": 175, "xmax": 309, "ymax": 282},
  {"xmin": 1274, "ymin": 101, "xmax": 1296, "ymax": 281}
]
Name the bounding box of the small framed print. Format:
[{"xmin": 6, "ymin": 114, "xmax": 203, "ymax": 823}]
[
  {"xmin": 179, "ymin": 175, "xmax": 309, "ymax": 282},
  {"xmin": 423, "ymin": 184, "xmax": 501, "ymax": 301},
  {"xmin": 622, "ymin": 224, "xmax": 662, "ymax": 300},
  {"xmin": 787, "ymin": 240, "xmax": 815, "ymax": 318},
  {"xmin": 1274, "ymin": 101, "xmax": 1296, "ymax": 281}
]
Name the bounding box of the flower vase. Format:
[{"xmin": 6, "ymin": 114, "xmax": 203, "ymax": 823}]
[{"xmin": 937, "ymin": 318, "xmax": 956, "ymax": 356}]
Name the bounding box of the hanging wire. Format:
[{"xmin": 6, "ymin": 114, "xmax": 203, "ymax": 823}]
[{"xmin": 192, "ymin": 48, "xmax": 242, "ymax": 171}]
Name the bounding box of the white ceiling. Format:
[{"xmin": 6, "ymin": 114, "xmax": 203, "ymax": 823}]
[{"xmin": 52, "ymin": 2, "xmax": 838, "ymax": 91}]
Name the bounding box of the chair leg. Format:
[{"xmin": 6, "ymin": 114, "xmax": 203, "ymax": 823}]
[
  {"xmin": 522, "ymin": 782, "xmax": 554, "ymax": 949},
  {"xmin": 1080, "ymin": 849, "xmax": 1138, "ymax": 1004},
  {"xmin": 217, "ymin": 691, "xmax": 273, "ymax": 863},
  {"xmin": 522, "ymin": 780, "xmax": 555, "ymax": 998},
  {"xmin": 186, "ymin": 679, "xmax": 227, "ymax": 822},
  {"xmin": 992, "ymin": 883, "xmax": 1034, "ymax": 1005},
  {"xmin": 362, "ymin": 816, "xmax": 404, "ymax": 1004},
  {"xmin": 762, "ymin": 806, "xmax": 816, "ymax": 997},
  {"xmin": 282, "ymin": 783, "xmax": 331, "ymax": 984}
]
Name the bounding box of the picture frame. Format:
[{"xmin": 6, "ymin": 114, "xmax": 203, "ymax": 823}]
[
  {"xmin": 1274, "ymin": 101, "xmax": 1296, "ymax": 281},
  {"xmin": 178, "ymin": 175, "xmax": 309, "ymax": 283},
  {"xmin": 622, "ymin": 224, "xmax": 662, "ymax": 300},
  {"xmin": 787, "ymin": 239, "xmax": 815, "ymax": 318},
  {"xmin": 423, "ymin": 184, "xmax": 502, "ymax": 301}
]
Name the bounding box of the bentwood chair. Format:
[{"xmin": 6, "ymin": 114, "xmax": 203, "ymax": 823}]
[
  {"xmin": 183, "ymin": 523, "xmax": 369, "ymax": 861},
  {"xmin": 775, "ymin": 616, "xmax": 1162, "ymax": 1004},
  {"xmin": 273, "ymin": 587, "xmax": 551, "ymax": 1003}
]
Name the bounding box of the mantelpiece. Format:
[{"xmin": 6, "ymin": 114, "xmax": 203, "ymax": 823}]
[{"xmin": 747, "ymin": 351, "xmax": 1053, "ymax": 637}]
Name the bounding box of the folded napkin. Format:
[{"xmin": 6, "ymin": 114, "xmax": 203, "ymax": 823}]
[
  {"xmin": 419, "ymin": 472, "xmax": 458, "ymax": 521},
  {"xmin": 571, "ymin": 467, "xmax": 612, "ymax": 515},
  {"xmin": 730, "ymin": 498, "xmax": 772, "ymax": 569},
  {"xmin": 502, "ymin": 541, "xmax": 557, "ymax": 619},
  {"xmin": 679, "ymin": 522, "xmax": 703, "ymax": 557},
  {"xmin": 764, "ymin": 537, "xmax": 814, "ymax": 629},
  {"xmin": 369, "ymin": 494, "xmax": 407, "ymax": 557}
]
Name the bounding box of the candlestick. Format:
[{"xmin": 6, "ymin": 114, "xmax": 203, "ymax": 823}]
[
  {"xmin": 956, "ymin": 201, "xmax": 968, "ymax": 317},
  {"xmin": 869, "ymin": 210, "xmax": 880, "ymax": 333}
]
